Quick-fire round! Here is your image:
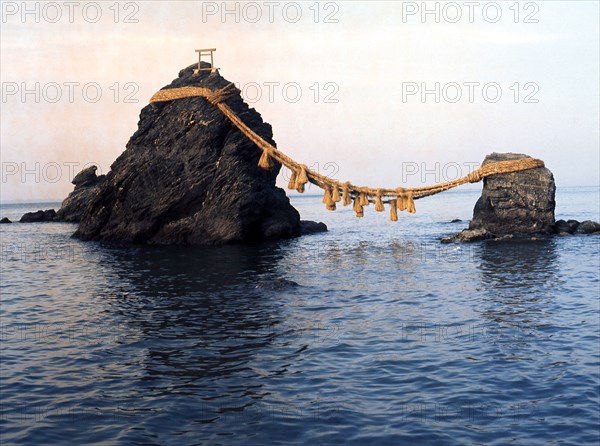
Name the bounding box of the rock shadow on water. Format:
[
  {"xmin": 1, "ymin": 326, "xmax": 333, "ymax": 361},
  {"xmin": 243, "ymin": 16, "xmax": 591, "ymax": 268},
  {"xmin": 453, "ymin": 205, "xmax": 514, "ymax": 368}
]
[
  {"xmin": 87, "ymin": 241, "xmax": 312, "ymax": 432},
  {"xmin": 472, "ymin": 238, "xmax": 560, "ymax": 334}
]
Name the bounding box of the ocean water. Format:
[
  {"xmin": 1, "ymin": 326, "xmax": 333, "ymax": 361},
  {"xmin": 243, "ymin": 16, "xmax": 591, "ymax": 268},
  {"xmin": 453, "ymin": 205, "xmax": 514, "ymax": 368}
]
[{"xmin": 1, "ymin": 187, "xmax": 599, "ymax": 445}]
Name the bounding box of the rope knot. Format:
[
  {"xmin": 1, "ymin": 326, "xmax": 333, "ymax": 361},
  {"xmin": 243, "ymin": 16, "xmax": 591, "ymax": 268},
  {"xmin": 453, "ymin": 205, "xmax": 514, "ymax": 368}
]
[
  {"xmin": 467, "ymin": 170, "xmax": 482, "ymax": 183},
  {"xmin": 204, "ymin": 83, "xmax": 240, "ymax": 105}
]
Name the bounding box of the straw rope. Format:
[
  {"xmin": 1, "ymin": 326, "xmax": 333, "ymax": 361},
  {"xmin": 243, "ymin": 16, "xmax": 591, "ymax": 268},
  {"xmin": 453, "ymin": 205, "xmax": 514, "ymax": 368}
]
[{"xmin": 150, "ymin": 83, "xmax": 545, "ymax": 219}]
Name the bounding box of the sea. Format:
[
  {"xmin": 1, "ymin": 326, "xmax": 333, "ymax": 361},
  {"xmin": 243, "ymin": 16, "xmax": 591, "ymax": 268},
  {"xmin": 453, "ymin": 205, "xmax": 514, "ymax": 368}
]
[{"xmin": 1, "ymin": 186, "xmax": 599, "ymax": 446}]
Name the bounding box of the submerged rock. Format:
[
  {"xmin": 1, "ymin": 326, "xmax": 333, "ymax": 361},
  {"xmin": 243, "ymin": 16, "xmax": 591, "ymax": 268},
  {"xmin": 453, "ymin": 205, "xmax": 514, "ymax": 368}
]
[
  {"xmin": 255, "ymin": 278, "xmax": 299, "ymax": 290},
  {"xmin": 71, "ymin": 62, "xmax": 325, "ymax": 245},
  {"xmin": 56, "ymin": 165, "xmax": 106, "ymax": 222},
  {"xmin": 20, "ymin": 209, "xmax": 57, "ymax": 222}
]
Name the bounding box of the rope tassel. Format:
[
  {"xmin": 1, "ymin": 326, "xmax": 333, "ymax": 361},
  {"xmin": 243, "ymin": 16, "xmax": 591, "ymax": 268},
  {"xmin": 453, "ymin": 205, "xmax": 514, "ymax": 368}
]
[
  {"xmin": 397, "ymin": 190, "xmax": 407, "ymax": 212},
  {"xmin": 294, "ymin": 165, "xmax": 308, "ymax": 193},
  {"xmin": 331, "ymin": 186, "xmax": 341, "ymax": 203},
  {"xmin": 353, "ymin": 195, "xmax": 364, "ymax": 217},
  {"xmin": 375, "ymin": 190, "xmax": 385, "ymax": 212},
  {"xmin": 323, "ymin": 187, "xmax": 336, "ymax": 211},
  {"xmin": 406, "ymin": 191, "xmax": 416, "ymax": 214},
  {"xmin": 359, "ymin": 192, "xmax": 370, "ymax": 207},
  {"xmin": 342, "ymin": 182, "xmax": 352, "ymax": 206},
  {"xmin": 287, "ymin": 170, "xmax": 297, "ymax": 190},
  {"xmin": 390, "ymin": 199, "xmax": 398, "ymax": 221},
  {"xmin": 258, "ymin": 149, "xmax": 274, "ymax": 170}
]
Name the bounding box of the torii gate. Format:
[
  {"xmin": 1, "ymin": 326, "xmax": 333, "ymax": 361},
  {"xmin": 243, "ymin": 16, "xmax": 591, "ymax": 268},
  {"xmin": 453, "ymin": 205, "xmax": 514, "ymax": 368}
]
[{"xmin": 194, "ymin": 48, "xmax": 218, "ymax": 75}]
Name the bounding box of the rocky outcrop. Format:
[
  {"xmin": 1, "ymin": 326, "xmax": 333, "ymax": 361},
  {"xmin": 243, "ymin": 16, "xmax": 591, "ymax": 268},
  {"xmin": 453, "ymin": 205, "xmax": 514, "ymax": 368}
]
[
  {"xmin": 444, "ymin": 153, "xmax": 556, "ymax": 242},
  {"xmin": 20, "ymin": 209, "xmax": 57, "ymax": 223},
  {"xmin": 442, "ymin": 153, "xmax": 600, "ymax": 242},
  {"xmin": 300, "ymin": 220, "xmax": 328, "ymax": 235},
  {"xmin": 469, "ymin": 153, "xmax": 555, "ymax": 234},
  {"xmin": 554, "ymin": 219, "xmax": 600, "ymax": 235},
  {"xmin": 56, "ymin": 166, "xmax": 106, "ymax": 222},
  {"xmin": 72, "ymin": 63, "xmax": 320, "ymax": 244},
  {"xmin": 0, "ymin": 217, "xmax": 12, "ymax": 223},
  {"xmin": 553, "ymin": 219, "xmax": 580, "ymax": 235},
  {"xmin": 575, "ymin": 220, "xmax": 600, "ymax": 234}
]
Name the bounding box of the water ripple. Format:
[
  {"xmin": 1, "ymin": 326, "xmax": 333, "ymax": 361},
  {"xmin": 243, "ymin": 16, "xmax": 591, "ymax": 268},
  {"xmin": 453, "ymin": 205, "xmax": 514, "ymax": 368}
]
[{"xmin": 1, "ymin": 194, "xmax": 599, "ymax": 445}]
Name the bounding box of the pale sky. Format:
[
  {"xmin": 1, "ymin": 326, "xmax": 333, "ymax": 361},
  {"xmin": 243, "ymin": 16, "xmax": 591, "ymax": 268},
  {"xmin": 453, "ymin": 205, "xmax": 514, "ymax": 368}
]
[{"xmin": 1, "ymin": 1, "xmax": 599, "ymax": 201}]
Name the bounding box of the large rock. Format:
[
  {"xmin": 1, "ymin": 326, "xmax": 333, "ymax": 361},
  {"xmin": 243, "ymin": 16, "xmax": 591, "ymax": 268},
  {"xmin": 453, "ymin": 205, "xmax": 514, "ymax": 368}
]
[
  {"xmin": 73, "ymin": 63, "xmax": 308, "ymax": 244},
  {"xmin": 443, "ymin": 152, "xmax": 556, "ymax": 242},
  {"xmin": 469, "ymin": 152, "xmax": 555, "ymax": 235},
  {"xmin": 56, "ymin": 165, "xmax": 106, "ymax": 222}
]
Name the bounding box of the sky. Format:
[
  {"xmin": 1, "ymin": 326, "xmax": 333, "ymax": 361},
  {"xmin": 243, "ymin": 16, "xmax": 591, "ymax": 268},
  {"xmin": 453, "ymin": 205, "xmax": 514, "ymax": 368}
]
[{"xmin": 1, "ymin": 0, "xmax": 599, "ymax": 202}]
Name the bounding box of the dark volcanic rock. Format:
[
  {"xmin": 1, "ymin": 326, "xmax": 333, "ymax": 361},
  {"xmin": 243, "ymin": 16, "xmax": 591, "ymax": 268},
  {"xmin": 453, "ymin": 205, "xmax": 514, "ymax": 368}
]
[
  {"xmin": 300, "ymin": 220, "xmax": 328, "ymax": 235},
  {"xmin": 20, "ymin": 209, "xmax": 57, "ymax": 222},
  {"xmin": 575, "ymin": 220, "xmax": 600, "ymax": 234},
  {"xmin": 74, "ymin": 63, "xmax": 307, "ymax": 244},
  {"xmin": 0, "ymin": 217, "xmax": 12, "ymax": 223},
  {"xmin": 56, "ymin": 166, "xmax": 106, "ymax": 222},
  {"xmin": 442, "ymin": 152, "xmax": 556, "ymax": 242},
  {"xmin": 72, "ymin": 165, "xmax": 102, "ymax": 187},
  {"xmin": 552, "ymin": 219, "xmax": 600, "ymax": 235},
  {"xmin": 553, "ymin": 219, "xmax": 580, "ymax": 234},
  {"xmin": 469, "ymin": 152, "xmax": 555, "ymax": 236}
]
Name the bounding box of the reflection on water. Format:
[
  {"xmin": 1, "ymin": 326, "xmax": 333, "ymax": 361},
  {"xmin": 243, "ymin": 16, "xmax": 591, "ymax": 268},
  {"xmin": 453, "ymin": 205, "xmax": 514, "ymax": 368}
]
[
  {"xmin": 477, "ymin": 239, "xmax": 559, "ymax": 292},
  {"xmin": 1, "ymin": 195, "xmax": 599, "ymax": 446},
  {"xmin": 93, "ymin": 243, "xmax": 307, "ymax": 430},
  {"xmin": 475, "ymin": 239, "xmax": 559, "ymax": 330}
]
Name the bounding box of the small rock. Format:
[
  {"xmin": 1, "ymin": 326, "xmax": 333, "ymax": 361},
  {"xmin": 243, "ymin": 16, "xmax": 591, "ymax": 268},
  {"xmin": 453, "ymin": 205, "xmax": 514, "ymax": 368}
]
[
  {"xmin": 256, "ymin": 278, "xmax": 299, "ymax": 290},
  {"xmin": 575, "ymin": 220, "xmax": 600, "ymax": 234},
  {"xmin": 19, "ymin": 209, "xmax": 57, "ymax": 223},
  {"xmin": 450, "ymin": 219, "xmax": 462, "ymax": 223},
  {"xmin": 443, "ymin": 228, "xmax": 495, "ymax": 243},
  {"xmin": 554, "ymin": 219, "xmax": 579, "ymax": 234},
  {"xmin": 300, "ymin": 220, "xmax": 328, "ymax": 235},
  {"xmin": 0, "ymin": 217, "xmax": 11, "ymax": 223},
  {"xmin": 56, "ymin": 166, "xmax": 106, "ymax": 222},
  {"xmin": 72, "ymin": 165, "xmax": 100, "ymax": 187}
]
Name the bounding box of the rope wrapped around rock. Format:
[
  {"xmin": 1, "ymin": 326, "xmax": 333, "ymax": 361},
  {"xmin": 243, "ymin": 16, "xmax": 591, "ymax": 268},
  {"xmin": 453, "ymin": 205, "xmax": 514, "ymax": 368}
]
[{"xmin": 150, "ymin": 83, "xmax": 545, "ymax": 220}]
